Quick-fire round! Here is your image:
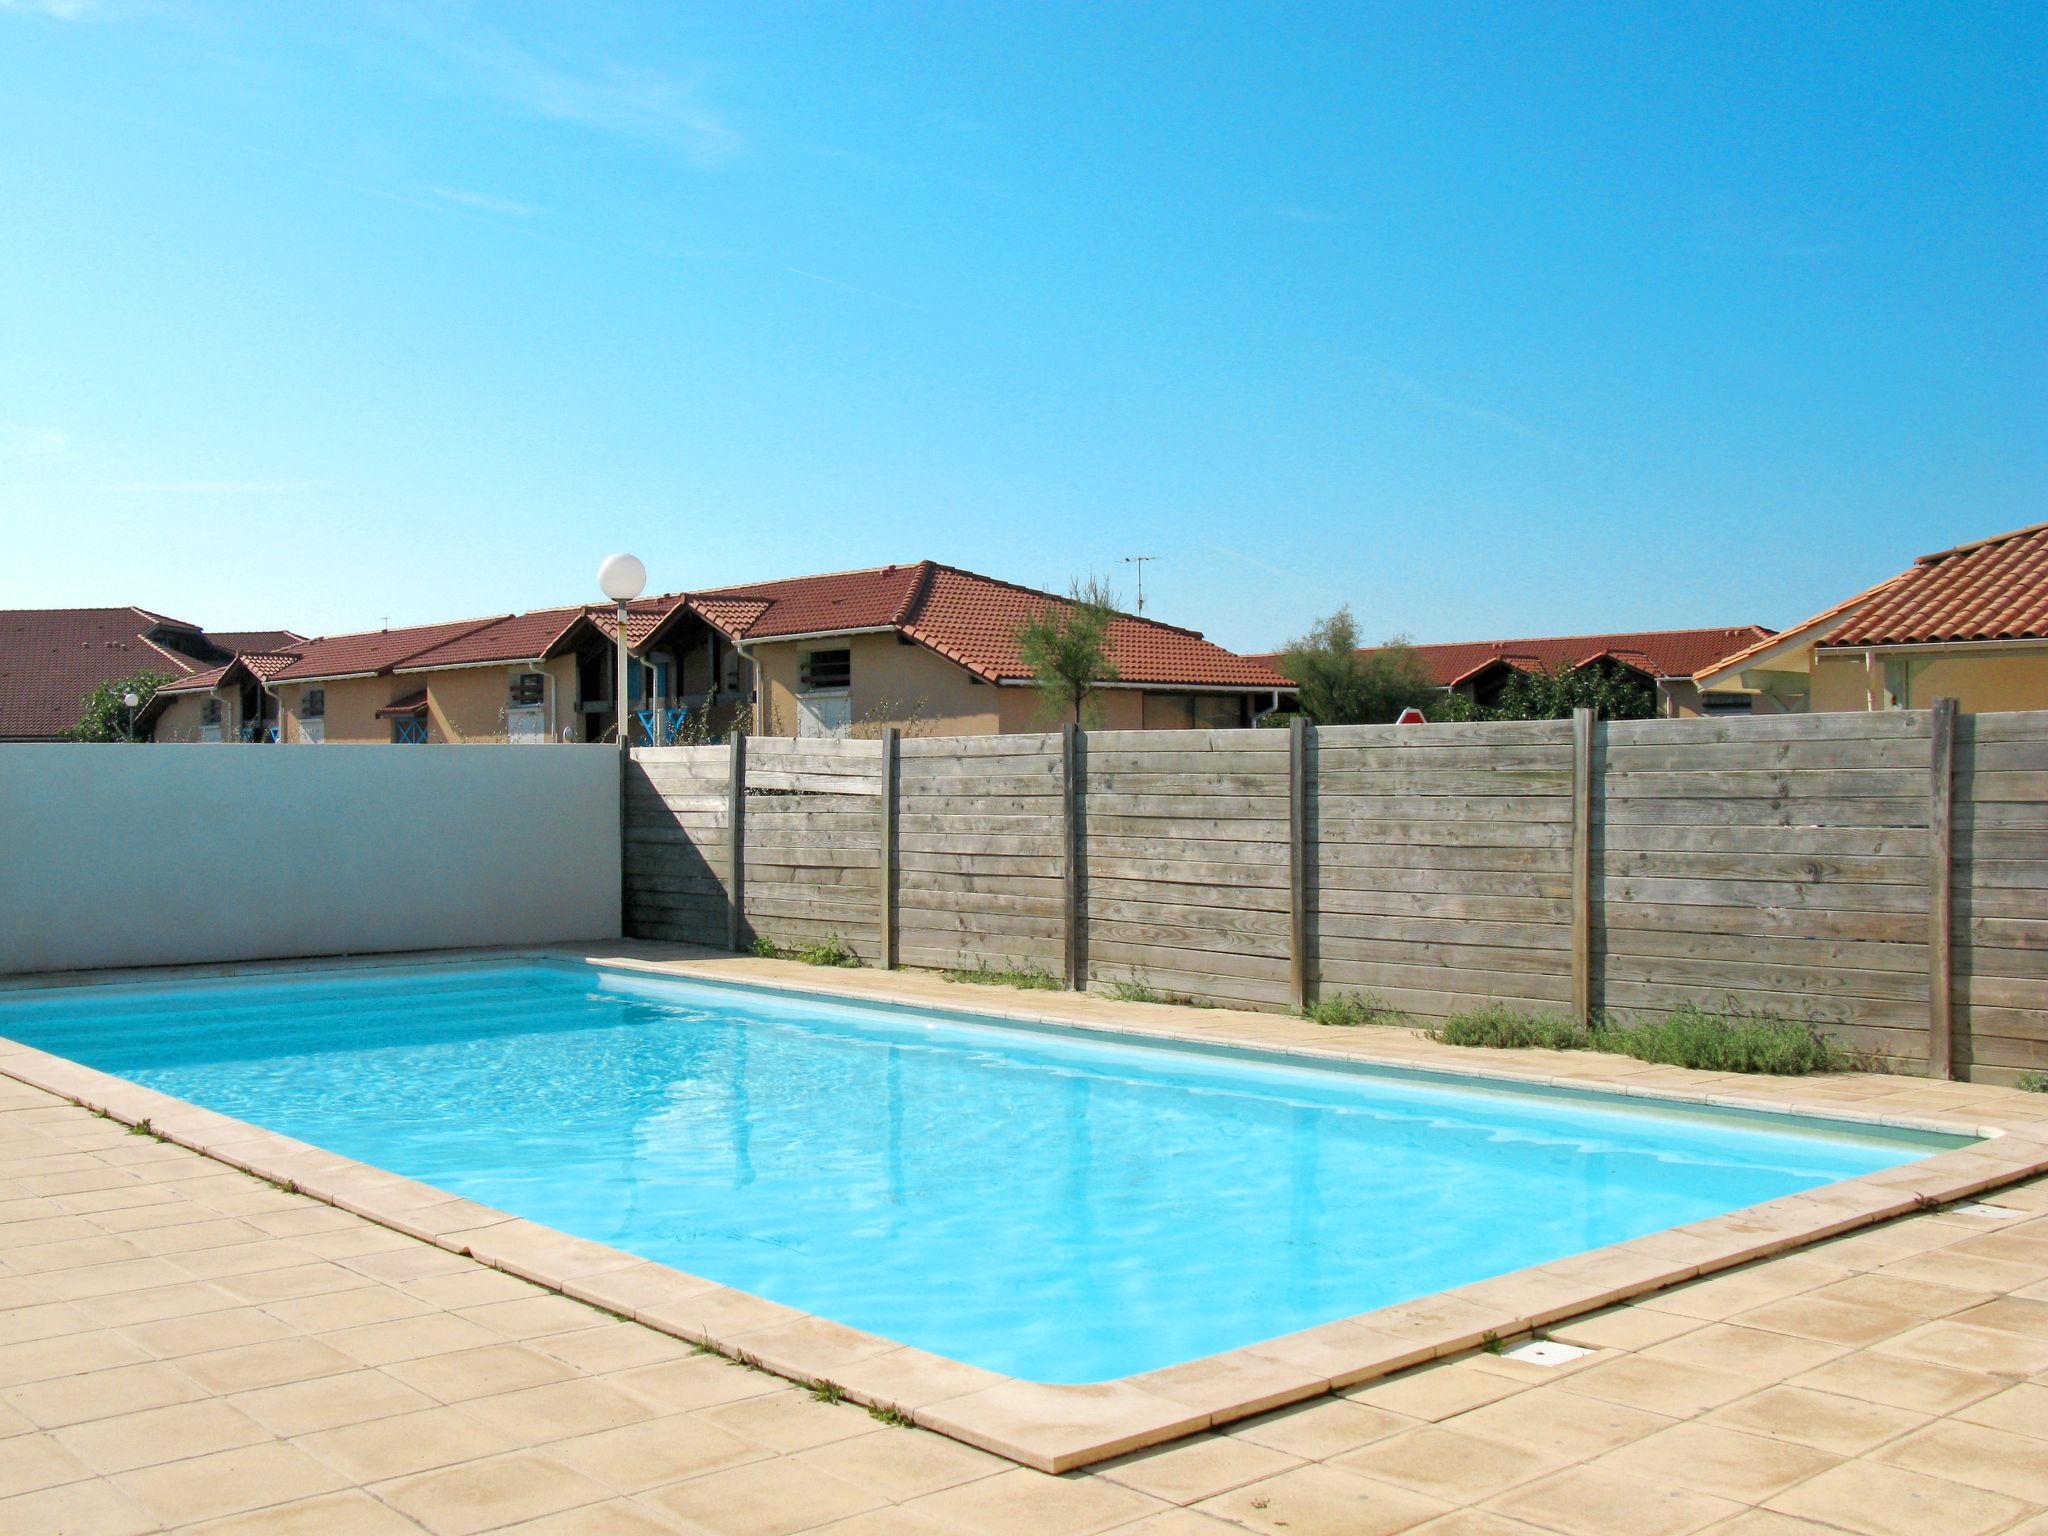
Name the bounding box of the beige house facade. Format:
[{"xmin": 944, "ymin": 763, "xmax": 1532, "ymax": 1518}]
[{"xmin": 1697, "ymin": 522, "xmax": 2048, "ymax": 714}]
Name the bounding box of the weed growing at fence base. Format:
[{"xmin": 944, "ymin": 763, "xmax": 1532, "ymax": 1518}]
[
  {"xmin": 1428, "ymin": 1001, "xmax": 1861, "ymax": 1075},
  {"xmin": 1103, "ymin": 974, "xmax": 1219, "ymax": 1008},
  {"xmin": 2018, "ymin": 1071, "xmax": 2048, "ymax": 1093},
  {"xmin": 1302, "ymin": 991, "xmax": 1404, "ymax": 1027},
  {"xmin": 942, "ymin": 960, "xmax": 1059, "ymax": 990},
  {"xmin": 750, "ymin": 934, "xmax": 863, "ymax": 968}
]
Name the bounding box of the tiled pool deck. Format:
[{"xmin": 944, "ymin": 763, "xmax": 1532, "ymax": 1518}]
[{"xmin": 2, "ymin": 945, "xmax": 2047, "ymax": 1532}]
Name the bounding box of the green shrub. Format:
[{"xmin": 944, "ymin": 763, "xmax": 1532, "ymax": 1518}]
[
  {"xmin": 2016, "ymin": 1071, "xmax": 2047, "ymax": 1093},
  {"xmin": 1302, "ymin": 991, "xmax": 1404, "ymax": 1028},
  {"xmin": 1428, "ymin": 1006, "xmax": 1588, "ymax": 1051},
  {"xmin": 749, "ymin": 936, "xmax": 780, "ymax": 959},
  {"xmin": 1596, "ymin": 1003, "xmax": 1847, "ymax": 1075},
  {"xmin": 1427, "ymin": 1000, "xmax": 1857, "ymax": 1075},
  {"xmin": 793, "ymin": 934, "xmax": 862, "ymax": 969},
  {"xmin": 942, "ymin": 961, "xmax": 1059, "ymax": 990}
]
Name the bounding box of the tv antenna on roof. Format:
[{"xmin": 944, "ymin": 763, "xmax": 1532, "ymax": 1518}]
[{"xmin": 1119, "ymin": 555, "xmax": 1159, "ymax": 613}]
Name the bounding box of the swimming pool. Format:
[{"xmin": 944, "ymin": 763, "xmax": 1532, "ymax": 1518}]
[{"xmin": 0, "ymin": 959, "xmax": 1956, "ymax": 1383}]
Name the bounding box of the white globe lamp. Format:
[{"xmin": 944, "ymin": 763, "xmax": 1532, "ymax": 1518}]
[{"xmin": 597, "ymin": 554, "xmax": 647, "ymax": 751}]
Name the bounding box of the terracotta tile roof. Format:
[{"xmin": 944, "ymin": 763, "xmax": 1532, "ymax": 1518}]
[
  {"xmin": 1690, "ymin": 575, "xmax": 1910, "ymax": 683},
  {"xmin": 668, "ymin": 562, "xmax": 1288, "ymax": 689},
  {"xmin": 396, "ymin": 607, "xmax": 588, "ymax": 670},
  {"xmin": 0, "ymin": 607, "xmax": 214, "ymax": 739},
  {"xmin": 155, "ymin": 665, "xmax": 230, "ymax": 696},
  {"xmin": 1823, "ymin": 521, "xmax": 2048, "ymax": 648},
  {"xmin": 202, "ymin": 629, "xmax": 304, "ymax": 654},
  {"xmin": 582, "ymin": 596, "xmax": 683, "ymax": 648},
  {"xmin": 1251, "ymin": 626, "xmax": 1774, "ymax": 689},
  {"xmin": 267, "ymin": 617, "xmax": 513, "ymax": 682}
]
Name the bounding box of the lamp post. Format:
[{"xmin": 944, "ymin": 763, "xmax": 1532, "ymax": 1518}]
[
  {"xmin": 122, "ymin": 689, "xmax": 139, "ymax": 744},
  {"xmin": 597, "ymin": 554, "xmax": 647, "ymax": 752}
]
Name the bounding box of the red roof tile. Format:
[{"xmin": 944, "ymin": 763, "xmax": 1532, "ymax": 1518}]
[
  {"xmin": 202, "ymin": 629, "xmax": 304, "ymax": 654},
  {"xmin": 665, "ymin": 562, "xmax": 1288, "ymax": 689},
  {"xmin": 1251, "ymin": 626, "xmax": 1774, "ymax": 688},
  {"xmin": 1823, "ymin": 521, "xmax": 2048, "ymax": 648},
  {"xmin": 267, "ymin": 617, "xmax": 513, "ymax": 682},
  {"xmin": 0, "ymin": 607, "xmax": 213, "ymax": 739},
  {"xmin": 396, "ymin": 607, "xmax": 588, "ymax": 670},
  {"xmin": 155, "ymin": 664, "xmax": 231, "ymax": 696}
]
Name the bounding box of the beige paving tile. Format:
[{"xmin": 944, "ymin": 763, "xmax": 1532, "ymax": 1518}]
[
  {"xmin": 1873, "ymin": 1418, "xmax": 2048, "ymax": 1503},
  {"xmin": 180, "ymin": 1335, "xmax": 361, "ymax": 1393},
  {"xmin": 1730, "ymin": 1293, "xmax": 1918, "ymax": 1349},
  {"xmin": 0, "ymin": 1327, "xmax": 149, "ymax": 1385},
  {"xmin": 1225, "ymin": 1394, "xmax": 1415, "ymax": 1459},
  {"xmin": 327, "ymin": 1313, "xmax": 506, "ymax": 1367},
  {"xmin": 297, "ymin": 1404, "xmax": 520, "ymax": 1482},
  {"xmin": 1451, "ymin": 1386, "xmax": 1675, "ymax": 1461},
  {"xmin": 1547, "ymin": 1305, "xmax": 1704, "ymax": 1353},
  {"xmin": 122, "ymin": 1303, "xmax": 296, "ymax": 1358},
  {"xmin": 386, "ymin": 1343, "xmax": 580, "ymax": 1404},
  {"xmin": 1485, "ymin": 1463, "xmax": 1743, "ymax": 1536},
  {"xmin": 374, "ymin": 1450, "xmax": 612, "ymax": 1536},
  {"xmin": 1952, "ymin": 1380, "xmax": 2048, "ymax": 1439},
  {"xmin": 230, "ymin": 1368, "xmax": 437, "ymax": 1436},
  {"xmin": 1786, "ymin": 1349, "xmax": 2004, "ymax": 1415},
  {"xmin": 1402, "ymin": 1513, "xmax": 1556, "ymax": 1536},
  {"xmin": 1635, "ymin": 1322, "xmax": 1848, "ymax": 1380},
  {"xmin": 1873, "ymin": 1317, "xmax": 2048, "ymax": 1375},
  {"xmin": 611, "ymin": 1354, "xmax": 831, "ymax": 1415},
  {"xmin": 455, "ymin": 1294, "xmax": 610, "ymax": 1341},
  {"xmin": 262, "ymin": 1284, "xmax": 440, "ymax": 1333},
  {"xmin": 906, "ymin": 1464, "xmax": 1164, "ymax": 1536},
  {"xmin": 1096, "ymin": 1432, "xmax": 1301, "ymax": 1504},
  {"xmin": 787, "ymin": 1424, "xmax": 1007, "ymax": 1503},
  {"xmin": 1553, "ymin": 1355, "xmax": 1754, "ymax": 1417},
  {"xmin": 1333, "ymin": 1424, "xmax": 1563, "ymax": 1503},
  {"xmin": 492, "ymin": 1499, "xmax": 691, "ymax": 1535},
  {"xmin": 113, "ymin": 1438, "xmax": 350, "ymax": 1525},
  {"xmin": 0, "ymin": 1431, "xmax": 92, "ymax": 1498},
  {"xmin": 1952, "ymin": 1293, "xmax": 2048, "ymax": 1338},
  {"xmin": 3, "ymin": 1359, "xmax": 210, "ymax": 1427},
  {"xmin": 1194, "ymin": 1462, "xmax": 1451, "ymax": 1536},
  {"xmin": 696, "ymin": 1386, "xmax": 886, "ymax": 1454},
  {"xmin": 176, "ymin": 1488, "xmax": 431, "ymax": 1534},
  {"xmin": 547, "ymin": 1414, "xmax": 769, "ymax": 1493},
  {"xmin": 534, "ymin": 1321, "xmax": 696, "ymax": 1376},
  {"xmin": 641, "ymin": 1455, "xmax": 883, "ymax": 1536},
  {"xmin": 0, "ymin": 1475, "xmax": 161, "ymax": 1536},
  {"xmin": 54, "ymin": 1396, "xmax": 272, "ymax": 1474},
  {"xmin": 1348, "ymin": 1362, "xmax": 1531, "ymax": 1421},
  {"xmin": 1765, "ymin": 1459, "xmax": 2033, "ymax": 1536},
  {"xmin": 1593, "ymin": 1420, "xmax": 1841, "ymax": 1502},
  {"xmin": 458, "ymin": 1376, "xmax": 661, "ymax": 1443},
  {"xmin": 1702, "ymin": 1383, "xmax": 1928, "ymax": 1456}
]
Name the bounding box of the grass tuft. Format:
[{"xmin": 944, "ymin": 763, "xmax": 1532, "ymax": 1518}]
[
  {"xmin": 867, "ymin": 1402, "xmax": 915, "ymax": 1427},
  {"xmin": 1428, "ymin": 1000, "xmax": 1864, "ymax": 1075},
  {"xmin": 807, "ymin": 1379, "xmax": 846, "ymax": 1405},
  {"xmin": 2017, "ymin": 1071, "xmax": 2048, "ymax": 1094},
  {"xmin": 793, "ymin": 934, "xmax": 862, "ymax": 968},
  {"xmin": 943, "ymin": 960, "xmax": 1059, "ymax": 990},
  {"xmin": 749, "ymin": 936, "xmax": 780, "ymax": 959},
  {"xmin": 1302, "ymin": 991, "xmax": 1404, "ymax": 1028}
]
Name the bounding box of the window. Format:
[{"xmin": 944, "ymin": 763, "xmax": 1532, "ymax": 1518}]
[
  {"xmin": 393, "ymin": 717, "xmax": 429, "ymax": 744},
  {"xmin": 1700, "ymin": 693, "xmax": 1754, "ymax": 715},
  {"xmin": 303, "ymin": 687, "xmax": 325, "ymax": 719},
  {"xmin": 509, "ymin": 673, "xmax": 545, "ymax": 707},
  {"xmin": 201, "ymin": 700, "xmax": 222, "ymax": 725},
  {"xmin": 800, "ymin": 648, "xmax": 851, "ymax": 692}
]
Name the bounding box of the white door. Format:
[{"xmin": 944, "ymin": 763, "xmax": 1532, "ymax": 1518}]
[
  {"xmin": 298, "ymin": 719, "xmax": 324, "ymax": 744},
  {"xmin": 796, "ymin": 693, "xmax": 851, "ymax": 738},
  {"xmin": 506, "ymin": 706, "xmax": 546, "ymax": 744}
]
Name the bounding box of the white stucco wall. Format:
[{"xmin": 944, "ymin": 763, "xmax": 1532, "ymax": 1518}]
[{"xmin": 0, "ymin": 745, "xmax": 622, "ymax": 975}]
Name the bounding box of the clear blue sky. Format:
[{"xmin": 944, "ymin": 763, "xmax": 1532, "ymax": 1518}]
[{"xmin": 2, "ymin": 2, "xmax": 2041, "ymax": 652}]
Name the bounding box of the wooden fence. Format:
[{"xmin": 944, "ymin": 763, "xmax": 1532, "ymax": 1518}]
[{"xmin": 623, "ymin": 707, "xmax": 2048, "ymax": 1084}]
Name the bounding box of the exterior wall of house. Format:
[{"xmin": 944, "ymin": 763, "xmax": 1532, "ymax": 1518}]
[
  {"xmin": 1809, "ymin": 645, "xmax": 2048, "ymax": 714},
  {"xmin": 412, "ymin": 656, "xmax": 581, "ymax": 743},
  {"xmin": 277, "ymin": 676, "xmax": 405, "ymax": 744},
  {"xmin": 150, "ymin": 693, "xmax": 214, "ymax": 743},
  {"xmin": 753, "ymin": 635, "xmax": 1002, "ymax": 737},
  {"xmin": 996, "ymin": 684, "xmax": 1145, "ymax": 732}
]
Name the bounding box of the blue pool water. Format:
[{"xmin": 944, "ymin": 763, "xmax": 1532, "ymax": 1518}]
[{"xmin": 0, "ymin": 961, "xmax": 1954, "ymax": 1382}]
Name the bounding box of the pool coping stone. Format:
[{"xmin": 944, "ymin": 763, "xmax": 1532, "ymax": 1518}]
[{"xmin": 0, "ymin": 940, "xmax": 2041, "ymax": 1473}]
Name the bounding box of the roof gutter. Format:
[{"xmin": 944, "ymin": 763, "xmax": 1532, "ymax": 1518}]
[{"xmin": 1815, "ymin": 636, "xmax": 2048, "ymax": 658}]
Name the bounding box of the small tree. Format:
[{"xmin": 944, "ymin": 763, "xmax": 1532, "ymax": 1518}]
[
  {"xmin": 1017, "ymin": 577, "xmax": 1121, "ymax": 725},
  {"xmin": 1280, "ymin": 610, "xmax": 1441, "ymax": 724},
  {"xmin": 62, "ymin": 670, "xmax": 174, "ymax": 742}
]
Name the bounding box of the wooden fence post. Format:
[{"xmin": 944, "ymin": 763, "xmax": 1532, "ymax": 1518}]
[
  {"xmin": 1928, "ymin": 699, "xmax": 1958, "ymax": 1079},
  {"xmin": 1062, "ymin": 723, "xmax": 1084, "ymax": 990},
  {"xmin": 879, "ymin": 727, "xmax": 900, "ymax": 971},
  {"xmin": 1570, "ymin": 707, "xmax": 1595, "ymax": 1025},
  {"xmin": 1289, "ymin": 715, "xmax": 1309, "ymax": 1011},
  {"xmin": 726, "ymin": 732, "xmax": 747, "ymax": 952}
]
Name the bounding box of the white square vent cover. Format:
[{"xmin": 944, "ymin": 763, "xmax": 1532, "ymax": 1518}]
[
  {"xmin": 1953, "ymin": 1202, "xmax": 2027, "ymax": 1220},
  {"xmin": 1502, "ymin": 1340, "xmax": 1593, "ymax": 1367}
]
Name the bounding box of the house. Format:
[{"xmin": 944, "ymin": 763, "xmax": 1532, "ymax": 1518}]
[
  {"xmin": 1251, "ymin": 626, "xmax": 1774, "ymax": 718},
  {"xmin": 0, "ymin": 607, "xmax": 301, "ymax": 741},
  {"xmin": 1694, "ymin": 521, "xmax": 2048, "ymax": 714},
  {"xmin": 636, "ymin": 562, "xmax": 1291, "ymax": 736}
]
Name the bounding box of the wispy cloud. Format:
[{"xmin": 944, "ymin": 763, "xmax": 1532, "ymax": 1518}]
[
  {"xmin": 384, "ymin": 9, "xmax": 741, "ymax": 164},
  {"xmin": 429, "ymin": 186, "xmax": 539, "ymax": 219},
  {"xmin": 1263, "ymin": 204, "xmax": 1337, "ymax": 225},
  {"xmin": 0, "ymin": 424, "xmax": 70, "ymax": 458},
  {"xmin": 1363, "ymin": 360, "xmax": 1573, "ymax": 454},
  {"xmin": 0, "ymin": 0, "xmax": 102, "ymax": 19}
]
